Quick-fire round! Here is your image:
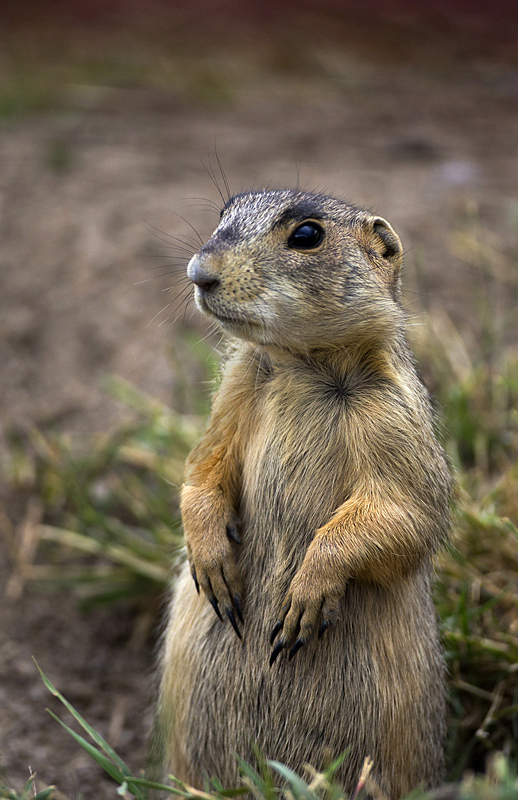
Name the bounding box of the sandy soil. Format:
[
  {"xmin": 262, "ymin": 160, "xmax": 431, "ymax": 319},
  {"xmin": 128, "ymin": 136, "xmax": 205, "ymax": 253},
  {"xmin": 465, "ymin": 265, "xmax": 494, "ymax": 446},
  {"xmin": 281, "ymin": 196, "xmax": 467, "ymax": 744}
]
[{"xmin": 1, "ymin": 48, "xmax": 518, "ymax": 796}]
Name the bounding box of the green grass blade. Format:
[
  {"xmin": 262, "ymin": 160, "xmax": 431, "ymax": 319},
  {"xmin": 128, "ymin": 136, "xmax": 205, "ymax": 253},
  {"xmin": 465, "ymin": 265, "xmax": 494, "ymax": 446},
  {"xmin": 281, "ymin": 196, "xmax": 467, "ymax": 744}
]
[
  {"xmin": 0, "ymin": 788, "xmax": 21, "ymax": 800},
  {"xmin": 116, "ymin": 777, "xmax": 188, "ymax": 796},
  {"xmin": 36, "ymin": 662, "xmax": 137, "ymax": 781},
  {"xmin": 121, "ymin": 776, "xmax": 247, "ymax": 797},
  {"xmin": 235, "ymin": 756, "xmax": 266, "ymax": 789},
  {"xmin": 322, "ymin": 751, "xmax": 348, "ymax": 780},
  {"xmin": 267, "ymin": 761, "xmax": 316, "ymax": 800},
  {"xmin": 20, "ymin": 776, "xmax": 35, "ymax": 800},
  {"xmin": 235, "ymin": 756, "xmax": 275, "ymax": 800},
  {"xmin": 46, "ymin": 709, "xmax": 133, "ymax": 787},
  {"xmin": 34, "ymin": 790, "xmax": 56, "ymax": 800}
]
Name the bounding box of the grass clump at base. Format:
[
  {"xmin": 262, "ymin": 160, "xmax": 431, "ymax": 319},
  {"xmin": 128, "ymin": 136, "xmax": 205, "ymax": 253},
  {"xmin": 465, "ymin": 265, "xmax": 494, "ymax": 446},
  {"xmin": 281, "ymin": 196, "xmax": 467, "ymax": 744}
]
[{"xmin": 3, "ymin": 665, "xmax": 518, "ymax": 800}]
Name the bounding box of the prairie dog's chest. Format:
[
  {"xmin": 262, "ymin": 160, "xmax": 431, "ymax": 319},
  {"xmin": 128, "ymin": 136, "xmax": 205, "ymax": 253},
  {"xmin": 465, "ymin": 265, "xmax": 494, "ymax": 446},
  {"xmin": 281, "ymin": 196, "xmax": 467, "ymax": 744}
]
[{"xmin": 240, "ymin": 365, "xmax": 351, "ymax": 533}]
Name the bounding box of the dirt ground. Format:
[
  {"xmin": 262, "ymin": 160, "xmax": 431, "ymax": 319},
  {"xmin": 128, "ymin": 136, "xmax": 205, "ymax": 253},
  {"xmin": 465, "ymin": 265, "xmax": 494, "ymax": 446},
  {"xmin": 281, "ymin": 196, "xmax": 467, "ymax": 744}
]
[{"xmin": 1, "ymin": 13, "xmax": 518, "ymax": 796}]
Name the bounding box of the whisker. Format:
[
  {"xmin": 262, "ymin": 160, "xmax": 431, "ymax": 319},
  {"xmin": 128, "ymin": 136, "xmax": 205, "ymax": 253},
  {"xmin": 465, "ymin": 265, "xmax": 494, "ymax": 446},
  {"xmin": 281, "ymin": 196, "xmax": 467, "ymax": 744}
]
[
  {"xmin": 165, "ymin": 284, "xmax": 194, "ymax": 319},
  {"xmin": 183, "ymin": 295, "xmax": 196, "ymax": 325},
  {"xmin": 167, "ymin": 209, "xmax": 205, "ymax": 247},
  {"xmin": 147, "ymin": 302, "xmax": 173, "ymax": 327},
  {"xmin": 181, "ymin": 195, "xmax": 222, "ymax": 211},
  {"xmin": 187, "ymin": 302, "xmax": 199, "ymax": 323},
  {"xmin": 162, "ymin": 277, "xmax": 191, "ymax": 291},
  {"xmin": 149, "ymin": 270, "xmax": 190, "ymax": 281},
  {"xmin": 207, "ymin": 329, "xmax": 226, "ymax": 361},
  {"xmin": 183, "ymin": 203, "xmax": 221, "ymax": 216},
  {"xmin": 144, "ymin": 222, "xmax": 197, "ymax": 255},
  {"xmin": 167, "ymin": 296, "xmax": 196, "ymax": 328},
  {"xmin": 145, "ymin": 260, "xmax": 188, "ymax": 272},
  {"xmin": 145, "ymin": 254, "xmax": 190, "ymax": 260},
  {"xmin": 214, "ymin": 144, "xmax": 231, "ymax": 202},
  {"xmin": 201, "ymin": 157, "xmax": 226, "ymax": 206},
  {"xmin": 147, "ymin": 238, "xmax": 194, "ymax": 256},
  {"xmin": 196, "ymin": 322, "xmax": 222, "ymax": 346},
  {"xmin": 147, "ymin": 224, "xmax": 199, "ymax": 251}
]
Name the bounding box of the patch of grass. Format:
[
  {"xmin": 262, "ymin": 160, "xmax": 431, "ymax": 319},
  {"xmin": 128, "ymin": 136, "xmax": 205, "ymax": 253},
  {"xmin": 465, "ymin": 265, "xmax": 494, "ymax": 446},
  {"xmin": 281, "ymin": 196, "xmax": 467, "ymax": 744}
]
[
  {"xmin": 3, "ymin": 374, "xmax": 202, "ymax": 606},
  {"xmin": 2, "ymin": 327, "xmax": 223, "ymax": 606},
  {"xmin": 410, "ymin": 205, "xmax": 518, "ymax": 776},
  {"xmin": 1, "ymin": 665, "xmax": 517, "ymax": 800},
  {"xmin": 0, "ymin": 779, "xmax": 55, "ymax": 800}
]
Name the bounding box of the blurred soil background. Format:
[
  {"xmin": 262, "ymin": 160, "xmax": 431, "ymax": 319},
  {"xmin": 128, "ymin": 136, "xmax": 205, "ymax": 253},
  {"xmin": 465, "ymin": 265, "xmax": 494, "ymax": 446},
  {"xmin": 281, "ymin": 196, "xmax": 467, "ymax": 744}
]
[{"xmin": 1, "ymin": 1, "xmax": 518, "ymax": 797}]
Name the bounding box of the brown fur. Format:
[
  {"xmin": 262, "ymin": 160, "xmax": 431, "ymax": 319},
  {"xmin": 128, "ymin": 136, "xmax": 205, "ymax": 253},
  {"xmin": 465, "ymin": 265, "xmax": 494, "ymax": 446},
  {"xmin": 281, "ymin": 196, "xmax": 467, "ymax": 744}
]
[{"xmin": 155, "ymin": 190, "xmax": 453, "ymax": 799}]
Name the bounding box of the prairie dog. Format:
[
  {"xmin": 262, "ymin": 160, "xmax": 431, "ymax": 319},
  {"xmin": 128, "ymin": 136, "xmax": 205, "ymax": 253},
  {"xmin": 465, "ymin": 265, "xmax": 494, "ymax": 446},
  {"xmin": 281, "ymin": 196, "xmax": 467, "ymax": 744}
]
[{"xmin": 156, "ymin": 189, "xmax": 452, "ymax": 799}]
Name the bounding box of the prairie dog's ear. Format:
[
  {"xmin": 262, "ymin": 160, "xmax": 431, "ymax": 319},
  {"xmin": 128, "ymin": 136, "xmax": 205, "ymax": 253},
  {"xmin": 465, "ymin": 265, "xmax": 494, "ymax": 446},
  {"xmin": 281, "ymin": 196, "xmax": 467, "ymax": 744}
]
[
  {"xmin": 370, "ymin": 217, "xmax": 402, "ymax": 266},
  {"xmin": 360, "ymin": 215, "xmax": 403, "ymax": 289}
]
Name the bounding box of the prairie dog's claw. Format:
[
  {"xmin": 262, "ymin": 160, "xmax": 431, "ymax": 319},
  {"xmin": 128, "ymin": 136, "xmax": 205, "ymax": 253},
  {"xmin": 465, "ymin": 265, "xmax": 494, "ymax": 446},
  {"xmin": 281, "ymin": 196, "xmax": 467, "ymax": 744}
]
[
  {"xmin": 234, "ymin": 595, "xmax": 244, "ymax": 624},
  {"xmin": 209, "ymin": 595, "xmax": 223, "ymax": 621},
  {"xmin": 269, "ymin": 640, "xmax": 285, "ymax": 666},
  {"xmin": 226, "ymin": 607, "xmax": 242, "ymax": 639},
  {"xmin": 269, "ymin": 620, "xmax": 283, "ymax": 645},
  {"xmin": 288, "ymin": 639, "xmax": 305, "ymax": 660},
  {"xmin": 191, "ymin": 565, "xmax": 200, "ymax": 594},
  {"xmin": 318, "ymin": 620, "xmax": 330, "ymax": 639},
  {"xmin": 268, "ymin": 576, "xmax": 341, "ymax": 663}
]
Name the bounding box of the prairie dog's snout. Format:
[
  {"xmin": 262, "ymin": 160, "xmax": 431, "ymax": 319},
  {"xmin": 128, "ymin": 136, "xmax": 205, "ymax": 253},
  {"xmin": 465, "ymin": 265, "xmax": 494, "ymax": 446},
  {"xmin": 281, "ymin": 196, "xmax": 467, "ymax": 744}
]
[{"xmin": 187, "ymin": 254, "xmax": 221, "ymax": 293}]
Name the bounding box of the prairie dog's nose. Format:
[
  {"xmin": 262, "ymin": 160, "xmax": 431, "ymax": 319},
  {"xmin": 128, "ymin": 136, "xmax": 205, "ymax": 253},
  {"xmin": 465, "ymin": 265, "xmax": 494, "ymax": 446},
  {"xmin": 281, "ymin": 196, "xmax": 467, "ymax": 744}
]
[{"xmin": 187, "ymin": 255, "xmax": 221, "ymax": 292}]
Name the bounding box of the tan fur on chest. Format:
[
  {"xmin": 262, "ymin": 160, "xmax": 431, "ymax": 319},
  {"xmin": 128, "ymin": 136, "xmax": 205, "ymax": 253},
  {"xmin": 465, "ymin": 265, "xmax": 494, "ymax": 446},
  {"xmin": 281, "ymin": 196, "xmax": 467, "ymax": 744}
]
[{"xmin": 242, "ymin": 365, "xmax": 352, "ymax": 535}]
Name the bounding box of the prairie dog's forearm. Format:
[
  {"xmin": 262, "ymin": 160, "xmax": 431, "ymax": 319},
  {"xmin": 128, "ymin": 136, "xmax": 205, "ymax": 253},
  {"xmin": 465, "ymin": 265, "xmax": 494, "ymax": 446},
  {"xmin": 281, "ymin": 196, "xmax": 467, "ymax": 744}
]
[
  {"xmin": 183, "ymin": 343, "xmax": 258, "ymax": 492},
  {"xmin": 312, "ymin": 492, "xmax": 445, "ymax": 586}
]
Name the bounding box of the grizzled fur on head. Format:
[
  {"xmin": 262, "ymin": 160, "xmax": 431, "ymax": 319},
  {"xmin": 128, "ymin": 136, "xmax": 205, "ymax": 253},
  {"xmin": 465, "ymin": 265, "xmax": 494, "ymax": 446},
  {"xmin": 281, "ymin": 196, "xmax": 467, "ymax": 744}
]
[{"xmin": 187, "ymin": 190, "xmax": 404, "ymax": 353}]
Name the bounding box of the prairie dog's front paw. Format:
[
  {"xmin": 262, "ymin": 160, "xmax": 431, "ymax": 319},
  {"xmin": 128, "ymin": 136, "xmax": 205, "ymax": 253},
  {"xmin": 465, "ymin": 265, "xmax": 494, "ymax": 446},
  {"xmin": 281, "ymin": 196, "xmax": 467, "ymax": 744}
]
[
  {"xmin": 269, "ymin": 541, "xmax": 347, "ymax": 663},
  {"xmin": 187, "ymin": 522, "xmax": 244, "ymax": 638},
  {"xmin": 181, "ymin": 486, "xmax": 243, "ymax": 638}
]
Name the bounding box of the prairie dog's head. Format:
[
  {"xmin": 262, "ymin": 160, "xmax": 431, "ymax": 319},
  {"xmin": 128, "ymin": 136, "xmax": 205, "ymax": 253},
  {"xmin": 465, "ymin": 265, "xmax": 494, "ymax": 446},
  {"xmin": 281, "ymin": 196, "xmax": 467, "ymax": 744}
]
[{"xmin": 187, "ymin": 189, "xmax": 404, "ymax": 353}]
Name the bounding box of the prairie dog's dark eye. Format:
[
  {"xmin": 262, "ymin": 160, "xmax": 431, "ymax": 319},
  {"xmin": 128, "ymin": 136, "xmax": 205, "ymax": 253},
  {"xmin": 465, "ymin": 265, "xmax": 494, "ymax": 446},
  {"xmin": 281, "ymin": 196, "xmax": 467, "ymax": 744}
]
[{"xmin": 288, "ymin": 222, "xmax": 324, "ymax": 250}]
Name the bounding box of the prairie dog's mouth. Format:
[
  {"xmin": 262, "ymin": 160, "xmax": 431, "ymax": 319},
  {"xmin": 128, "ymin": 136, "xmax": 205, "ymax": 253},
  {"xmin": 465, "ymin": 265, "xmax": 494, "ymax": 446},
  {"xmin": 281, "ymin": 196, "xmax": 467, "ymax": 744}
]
[
  {"xmin": 209, "ymin": 309, "xmax": 261, "ymax": 330},
  {"xmin": 197, "ymin": 293, "xmax": 261, "ymax": 329}
]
